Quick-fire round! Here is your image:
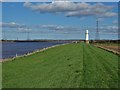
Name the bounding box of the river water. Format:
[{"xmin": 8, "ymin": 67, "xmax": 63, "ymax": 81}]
[{"xmin": 1, "ymin": 42, "xmax": 66, "ymax": 59}]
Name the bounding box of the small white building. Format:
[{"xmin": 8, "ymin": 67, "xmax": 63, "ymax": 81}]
[{"xmin": 85, "ymin": 30, "xmax": 89, "ymax": 44}]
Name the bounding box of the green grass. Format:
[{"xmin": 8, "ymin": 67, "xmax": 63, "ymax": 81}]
[
  {"xmin": 2, "ymin": 43, "xmax": 119, "ymax": 88},
  {"xmin": 0, "ymin": 63, "xmax": 2, "ymax": 89}
]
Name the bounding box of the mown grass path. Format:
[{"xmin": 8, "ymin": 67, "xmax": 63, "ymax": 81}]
[{"xmin": 3, "ymin": 43, "xmax": 119, "ymax": 88}]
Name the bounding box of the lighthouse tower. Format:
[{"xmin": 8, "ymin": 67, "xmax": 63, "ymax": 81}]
[{"xmin": 85, "ymin": 30, "xmax": 89, "ymax": 44}]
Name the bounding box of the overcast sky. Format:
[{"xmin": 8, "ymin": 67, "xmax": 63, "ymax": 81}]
[{"xmin": 1, "ymin": 1, "xmax": 118, "ymax": 40}]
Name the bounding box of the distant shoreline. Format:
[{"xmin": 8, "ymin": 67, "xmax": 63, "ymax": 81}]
[
  {"xmin": 1, "ymin": 39, "xmax": 83, "ymax": 42},
  {"xmin": 0, "ymin": 39, "xmax": 120, "ymax": 43}
]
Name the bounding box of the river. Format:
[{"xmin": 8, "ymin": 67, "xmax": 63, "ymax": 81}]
[{"xmin": 2, "ymin": 42, "xmax": 66, "ymax": 59}]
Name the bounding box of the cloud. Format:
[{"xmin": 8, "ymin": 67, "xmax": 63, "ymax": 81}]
[
  {"xmin": 36, "ymin": 24, "xmax": 118, "ymax": 35},
  {"xmin": 17, "ymin": 27, "xmax": 32, "ymax": 33},
  {"xmin": 36, "ymin": 24, "xmax": 81, "ymax": 32},
  {"xmin": 41, "ymin": 24, "xmax": 65, "ymax": 30},
  {"xmin": 1, "ymin": 22, "xmax": 33, "ymax": 33},
  {"xmin": 0, "ymin": 0, "xmax": 17, "ymax": 2},
  {"xmin": 1, "ymin": 22, "xmax": 26, "ymax": 28},
  {"xmin": 99, "ymin": 25, "xmax": 118, "ymax": 30},
  {"xmin": 35, "ymin": 24, "xmax": 64, "ymax": 31},
  {"xmin": 98, "ymin": 25, "xmax": 118, "ymax": 35},
  {"xmin": 66, "ymin": 3, "xmax": 116, "ymax": 18},
  {"xmin": 113, "ymin": 20, "xmax": 118, "ymax": 24},
  {"xmin": 24, "ymin": 1, "xmax": 117, "ymax": 18},
  {"xmin": 24, "ymin": 2, "xmax": 90, "ymax": 13}
]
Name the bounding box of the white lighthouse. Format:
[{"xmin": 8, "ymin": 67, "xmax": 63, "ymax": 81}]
[{"xmin": 85, "ymin": 30, "xmax": 89, "ymax": 44}]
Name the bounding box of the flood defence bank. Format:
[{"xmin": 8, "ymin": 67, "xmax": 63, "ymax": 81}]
[
  {"xmin": 0, "ymin": 63, "xmax": 2, "ymax": 90},
  {"xmin": 2, "ymin": 43, "xmax": 118, "ymax": 88},
  {"xmin": 1, "ymin": 43, "xmax": 70, "ymax": 62}
]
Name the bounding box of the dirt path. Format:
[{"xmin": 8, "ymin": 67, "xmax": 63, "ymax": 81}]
[
  {"xmin": 101, "ymin": 46, "xmax": 119, "ymax": 52},
  {"xmin": 95, "ymin": 45, "xmax": 119, "ymax": 55},
  {"xmin": 0, "ymin": 59, "xmax": 3, "ymax": 62}
]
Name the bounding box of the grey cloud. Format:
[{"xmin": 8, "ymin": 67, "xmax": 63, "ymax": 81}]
[
  {"xmin": 1, "ymin": 22, "xmax": 33, "ymax": 33},
  {"xmin": 1, "ymin": 22, "xmax": 26, "ymax": 28},
  {"xmin": 17, "ymin": 28, "xmax": 32, "ymax": 33},
  {"xmin": 37, "ymin": 24, "xmax": 118, "ymax": 34},
  {"xmin": 97, "ymin": 25, "xmax": 118, "ymax": 35},
  {"xmin": 99, "ymin": 25, "xmax": 118, "ymax": 30},
  {"xmin": 113, "ymin": 20, "xmax": 118, "ymax": 24},
  {"xmin": 24, "ymin": 2, "xmax": 117, "ymax": 18},
  {"xmin": 24, "ymin": 2, "xmax": 90, "ymax": 13},
  {"xmin": 66, "ymin": 3, "xmax": 116, "ymax": 18},
  {"xmin": 102, "ymin": 12, "xmax": 117, "ymax": 17},
  {"xmin": 2, "ymin": 0, "xmax": 17, "ymax": 1},
  {"xmin": 36, "ymin": 24, "xmax": 64, "ymax": 30},
  {"xmin": 37, "ymin": 24, "xmax": 80, "ymax": 31},
  {"xmin": 99, "ymin": 30, "xmax": 118, "ymax": 34},
  {"xmin": 65, "ymin": 10, "xmax": 93, "ymax": 17}
]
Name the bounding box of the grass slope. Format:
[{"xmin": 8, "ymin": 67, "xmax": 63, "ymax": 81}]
[
  {"xmin": 0, "ymin": 63, "xmax": 2, "ymax": 89},
  {"xmin": 3, "ymin": 43, "xmax": 119, "ymax": 88}
]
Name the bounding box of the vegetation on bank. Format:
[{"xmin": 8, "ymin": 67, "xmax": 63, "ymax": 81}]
[
  {"xmin": 3, "ymin": 43, "xmax": 119, "ymax": 88},
  {"xmin": 0, "ymin": 63, "xmax": 2, "ymax": 89}
]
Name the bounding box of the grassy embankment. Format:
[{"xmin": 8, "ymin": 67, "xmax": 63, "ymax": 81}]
[
  {"xmin": 3, "ymin": 43, "xmax": 119, "ymax": 88},
  {"xmin": 0, "ymin": 63, "xmax": 2, "ymax": 89}
]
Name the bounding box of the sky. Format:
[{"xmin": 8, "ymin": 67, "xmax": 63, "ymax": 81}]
[{"xmin": 1, "ymin": 1, "xmax": 119, "ymax": 40}]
